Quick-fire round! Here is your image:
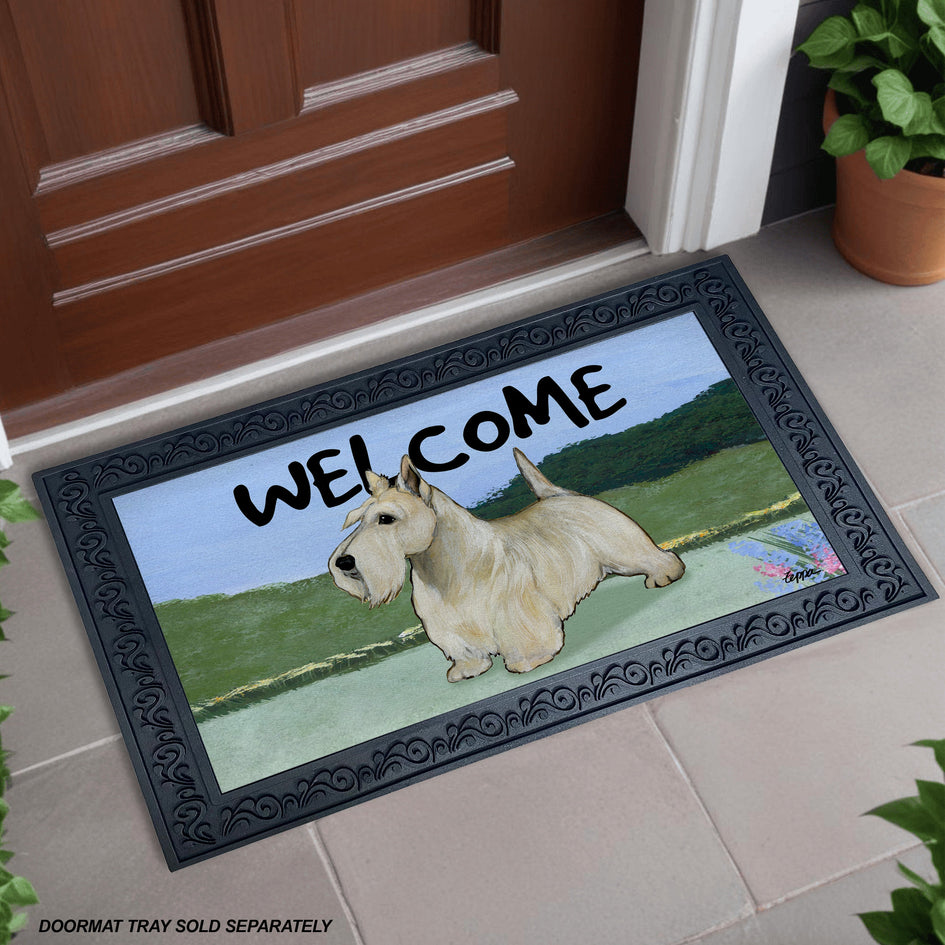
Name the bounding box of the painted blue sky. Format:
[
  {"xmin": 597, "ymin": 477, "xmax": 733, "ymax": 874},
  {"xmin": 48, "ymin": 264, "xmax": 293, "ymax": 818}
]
[{"xmin": 113, "ymin": 312, "xmax": 732, "ymax": 602}]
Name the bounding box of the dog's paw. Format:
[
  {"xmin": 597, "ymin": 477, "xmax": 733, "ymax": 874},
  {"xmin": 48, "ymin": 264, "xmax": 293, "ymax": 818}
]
[
  {"xmin": 502, "ymin": 651, "xmax": 557, "ymax": 674},
  {"xmin": 645, "ymin": 552, "xmax": 686, "ymax": 588},
  {"xmin": 447, "ymin": 656, "xmax": 493, "ymax": 682}
]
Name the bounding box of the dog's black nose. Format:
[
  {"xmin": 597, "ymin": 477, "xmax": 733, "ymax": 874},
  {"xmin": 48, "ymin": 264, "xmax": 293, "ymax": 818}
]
[{"xmin": 335, "ymin": 554, "xmax": 356, "ymax": 572}]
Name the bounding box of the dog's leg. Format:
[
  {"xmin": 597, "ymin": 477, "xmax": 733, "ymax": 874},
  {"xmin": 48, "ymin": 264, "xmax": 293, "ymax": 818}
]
[
  {"xmin": 496, "ymin": 597, "xmax": 565, "ymax": 674},
  {"xmin": 416, "ymin": 607, "xmax": 496, "ymax": 681}
]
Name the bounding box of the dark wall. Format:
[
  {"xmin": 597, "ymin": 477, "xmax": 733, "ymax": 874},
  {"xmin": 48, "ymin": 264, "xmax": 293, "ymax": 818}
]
[{"xmin": 763, "ymin": 0, "xmax": 857, "ymax": 224}]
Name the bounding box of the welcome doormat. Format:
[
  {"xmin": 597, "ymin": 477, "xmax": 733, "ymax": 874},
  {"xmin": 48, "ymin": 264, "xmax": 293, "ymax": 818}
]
[{"xmin": 36, "ymin": 256, "xmax": 936, "ymax": 869}]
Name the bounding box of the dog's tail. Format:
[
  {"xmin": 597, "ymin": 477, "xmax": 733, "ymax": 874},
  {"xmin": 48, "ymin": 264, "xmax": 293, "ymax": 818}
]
[{"xmin": 513, "ymin": 448, "xmax": 574, "ymax": 499}]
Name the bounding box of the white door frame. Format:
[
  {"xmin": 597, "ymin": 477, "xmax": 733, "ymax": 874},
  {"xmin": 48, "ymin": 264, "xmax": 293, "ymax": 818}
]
[
  {"xmin": 627, "ymin": 0, "xmax": 798, "ymax": 254},
  {"xmin": 2, "ymin": 0, "xmax": 798, "ymax": 458},
  {"xmin": 0, "ymin": 416, "xmax": 10, "ymax": 469}
]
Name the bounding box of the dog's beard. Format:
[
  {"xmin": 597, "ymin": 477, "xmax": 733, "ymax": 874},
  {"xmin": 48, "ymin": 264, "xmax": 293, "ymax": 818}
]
[
  {"xmin": 330, "ymin": 561, "xmax": 406, "ymax": 609},
  {"xmin": 366, "ymin": 582, "xmax": 403, "ymax": 608},
  {"xmin": 363, "ymin": 559, "xmax": 407, "ymax": 608}
]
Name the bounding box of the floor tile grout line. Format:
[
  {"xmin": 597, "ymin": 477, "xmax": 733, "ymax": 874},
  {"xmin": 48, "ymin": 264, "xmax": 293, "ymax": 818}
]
[
  {"xmin": 667, "ymin": 842, "xmax": 925, "ymax": 945},
  {"xmin": 9, "ymin": 733, "xmax": 121, "ymax": 780},
  {"xmin": 754, "ymin": 839, "xmax": 925, "ymax": 913},
  {"xmin": 891, "ymin": 489, "xmax": 945, "ymax": 513},
  {"xmin": 669, "ymin": 909, "xmax": 756, "ymax": 945},
  {"xmin": 644, "ymin": 704, "xmax": 760, "ymax": 915},
  {"xmin": 306, "ymin": 824, "xmax": 367, "ymax": 945},
  {"xmin": 887, "ymin": 507, "xmax": 945, "ymax": 589}
]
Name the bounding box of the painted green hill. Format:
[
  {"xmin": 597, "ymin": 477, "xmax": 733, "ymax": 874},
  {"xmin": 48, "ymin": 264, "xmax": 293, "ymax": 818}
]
[{"xmin": 472, "ymin": 378, "xmax": 765, "ymax": 519}]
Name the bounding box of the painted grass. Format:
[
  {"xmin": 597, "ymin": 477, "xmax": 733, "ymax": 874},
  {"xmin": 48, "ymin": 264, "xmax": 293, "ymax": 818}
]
[
  {"xmin": 596, "ymin": 440, "xmax": 802, "ymax": 544},
  {"xmin": 157, "ymin": 440, "xmax": 806, "ymax": 712}
]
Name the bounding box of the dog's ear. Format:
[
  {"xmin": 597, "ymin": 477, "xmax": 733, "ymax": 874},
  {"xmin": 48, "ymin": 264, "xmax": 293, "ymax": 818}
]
[
  {"xmin": 342, "ymin": 506, "xmax": 364, "ymax": 530},
  {"xmin": 399, "ymin": 455, "xmax": 433, "ymax": 505},
  {"xmin": 365, "ymin": 470, "xmax": 389, "ymax": 496}
]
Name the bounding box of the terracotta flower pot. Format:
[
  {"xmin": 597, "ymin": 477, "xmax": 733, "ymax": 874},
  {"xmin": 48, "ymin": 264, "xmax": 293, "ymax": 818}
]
[{"xmin": 823, "ymin": 89, "xmax": 945, "ymax": 286}]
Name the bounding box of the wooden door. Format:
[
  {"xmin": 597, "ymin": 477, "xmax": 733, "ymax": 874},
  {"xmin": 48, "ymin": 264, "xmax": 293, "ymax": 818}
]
[{"xmin": 0, "ymin": 1, "xmax": 643, "ymax": 423}]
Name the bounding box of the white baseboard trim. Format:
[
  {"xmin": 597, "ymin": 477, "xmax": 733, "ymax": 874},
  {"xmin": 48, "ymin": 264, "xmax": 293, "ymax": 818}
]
[{"xmin": 9, "ymin": 238, "xmax": 649, "ymax": 459}]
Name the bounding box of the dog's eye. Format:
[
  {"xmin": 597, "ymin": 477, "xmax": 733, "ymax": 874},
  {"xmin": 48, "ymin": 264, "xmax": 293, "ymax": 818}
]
[{"xmin": 378, "ymin": 514, "xmax": 396, "ymax": 525}]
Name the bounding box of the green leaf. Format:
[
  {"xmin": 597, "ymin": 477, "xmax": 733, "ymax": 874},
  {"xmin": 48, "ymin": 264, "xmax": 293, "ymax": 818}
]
[
  {"xmin": 859, "ymin": 909, "xmax": 923, "ymax": 945},
  {"xmin": 0, "ymin": 708, "xmax": 11, "ymax": 726},
  {"xmin": 897, "ymin": 860, "xmax": 941, "ymax": 901},
  {"xmin": 867, "ymin": 795, "xmax": 941, "ymax": 840},
  {"xmin": 854, "ymin": 2, "xmax": 889, "ymax": 36},
  {"xmin": 925, "ymin": 26, "xmax": 945, "ymax": 68},
  {"xmin": 0, "ymin": 877, "xmax": 38, "ymax": 907},
  {"xmin": 917, "ymin": 780, "xmax": 945, "ymax": 830},
  {"xmin": 932, "ymin": 98, "xmax": 945, "ymax": 134},
  {"xmin": 918, "ymin": 0, "xmax": 945, "ymax": 27},
  {"xmin": 865, "ymin": 134, "xmax": 912, "ymax": 177},
  {"xmin": 890, "ymin": 886, "xmax": 936, "ymax": 940},
  {"xmin": 0, "ymin": 483, "xmax": 38, "ymax": 526},
  {"xmin": 933, "ymin": 841, "xmax": 945, "ymax": 884},
  {"xmin": 932, "ymin": 898, "xmax": 945, "ymax": 944},
  {"xmin": 824, "ymin": 112, "xmax": 872, "ymax": 155},
  {"xmin": 834, "ymin": 52, "xmax": 889, "ymax": 72},
  {"xmin": 830, "ymin": 71, "xmax": 871, "ymax": 106},
  {"xmin": 915, "ymin": 739, "xmax": 945, "ymax": 775},
  {"xmin": 798, "ymin": 16, "xmax": 858, "ymax": 68},
  {"xmin": 874, "ymin": 69, "xmax": 918, "ymax": 127},
  {"xmin": 888, "ymin": 24, "xmax": 919, "ymax": 59},
  {"xmin": 7, "ymin": 910, "xmax": 28, "ymax": 933},
  {"xmin": 905, "ymin": 92, "xmax": 937, "ymax": 133},
  {"xmin": 880, "ymin": 0, "xmax": 902, "ymax": 22}
]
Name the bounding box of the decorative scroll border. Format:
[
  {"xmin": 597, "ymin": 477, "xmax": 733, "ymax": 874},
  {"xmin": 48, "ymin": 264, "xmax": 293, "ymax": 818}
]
[{"xmin": 35, "ymin": 256, "xmax": 936, "ymax": 869}]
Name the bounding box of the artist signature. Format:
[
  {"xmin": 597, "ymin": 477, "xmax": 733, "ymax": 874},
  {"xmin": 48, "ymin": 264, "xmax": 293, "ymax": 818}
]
[{"xmin": 785, "ymin": 567, "xmax": 822, "ymax": 584}]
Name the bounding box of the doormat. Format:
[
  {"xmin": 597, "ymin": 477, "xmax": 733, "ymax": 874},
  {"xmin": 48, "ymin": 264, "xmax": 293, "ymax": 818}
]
[{"xmin": 35, "ymin": 256, "xmax": 936, "ymax": 869}]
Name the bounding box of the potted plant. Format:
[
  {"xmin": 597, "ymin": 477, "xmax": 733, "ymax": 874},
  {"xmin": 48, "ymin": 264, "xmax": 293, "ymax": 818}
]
[
  {"xmin": 0, "ymin": 479, "xmax": 39, "ymax": 942},
  {"xmin": 798, "ymin": 0, "xmax": 945, "ymax": 285}
]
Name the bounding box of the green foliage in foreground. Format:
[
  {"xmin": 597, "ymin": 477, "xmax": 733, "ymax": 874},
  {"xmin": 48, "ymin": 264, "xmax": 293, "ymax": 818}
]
[
  {"xmin": 0, "ymin": 480, "xmax": 40, "ymax": 942},
  {"xmin": 471, "ymin": 378, "xmax": 766, "ymax": 519},
  {"xmin": 858, "ymin": 738, "xmax": 945, "ymax": 945},
  {"xmin": 157, "ymin": 437, "xmax": 803, "ymax": 709}
]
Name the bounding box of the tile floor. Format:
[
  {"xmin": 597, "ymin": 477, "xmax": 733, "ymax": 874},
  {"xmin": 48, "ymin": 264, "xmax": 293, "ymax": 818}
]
[{"xmin": 2, "ymin": 208, "xmax": 943, "ymax": 944}]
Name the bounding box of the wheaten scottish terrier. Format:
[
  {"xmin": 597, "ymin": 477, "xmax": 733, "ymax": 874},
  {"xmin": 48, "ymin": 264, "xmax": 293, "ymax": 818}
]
[{"xmin": 328, "ymin": 449, "xmax": 684, "ymax": 681}]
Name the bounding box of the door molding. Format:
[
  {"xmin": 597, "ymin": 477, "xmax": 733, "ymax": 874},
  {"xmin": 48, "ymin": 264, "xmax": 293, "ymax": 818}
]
[{"xmin": 626, "ymin": 0, "xmax": 797, "ymax": 254}]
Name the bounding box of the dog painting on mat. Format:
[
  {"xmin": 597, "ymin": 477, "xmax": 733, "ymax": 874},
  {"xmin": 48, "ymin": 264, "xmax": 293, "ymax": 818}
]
[{"xmin": 328, "ymin": 449, "xmax": 685, "ymax": 682}]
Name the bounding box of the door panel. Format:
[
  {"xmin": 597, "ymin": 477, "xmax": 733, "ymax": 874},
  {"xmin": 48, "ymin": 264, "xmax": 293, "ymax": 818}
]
[
  {"xmin": 502, "ymin": 0, "xmax": 642, "ymax": 241},
  {"xmin": 0, "ymin": 0, "xmax": 644, "ymax": 420},
  {"xmin": 184, "ymin": 0, "xmax": 301, "ymax": 135},
  {"xmin": 8, "ymin": 0, "xmax": 200, "ymax": 162},
  {"xmin": 297, "ymin": 0, "xmax": 472, "ymax": 85}
]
